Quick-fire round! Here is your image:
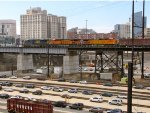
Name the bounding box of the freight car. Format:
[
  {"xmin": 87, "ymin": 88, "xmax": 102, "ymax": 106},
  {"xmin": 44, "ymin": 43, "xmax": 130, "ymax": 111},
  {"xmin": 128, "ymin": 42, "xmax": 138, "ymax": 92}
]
[
  {"xmin": 119, "ymin": 39, "xmax": 150, "ymax": 46},
  {"xmin": 7, "ymin": 98, "xmax": 53, "ymax": 113}
]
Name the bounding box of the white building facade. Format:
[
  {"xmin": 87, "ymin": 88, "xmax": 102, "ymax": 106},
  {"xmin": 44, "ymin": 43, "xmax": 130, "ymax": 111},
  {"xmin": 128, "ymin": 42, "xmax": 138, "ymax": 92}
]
[
  {"xmin": 114, "ymin": 23, "xmax": 130, "ymax": 39},
  {"xmin": 144, "ymin": 28, "xmax": 150, "ymax": 38},
  {"xmin": 47, "ymin": 14, "xmax": 66, "ymax": 39},
  {"xmin": 0, "ymin": 19, "xmax": 16, "ymax": 37},
  {"xmin": 21, "ymin": 7, "xmax": 47, "ymax": 40},
  {"xmin": 21, "ymin": 7, "xmax": 67, "ymax": 40}
]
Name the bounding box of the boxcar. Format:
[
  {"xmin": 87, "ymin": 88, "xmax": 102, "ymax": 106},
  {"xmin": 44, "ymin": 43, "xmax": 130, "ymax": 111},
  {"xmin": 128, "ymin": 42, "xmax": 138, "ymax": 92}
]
[
  {"xmin": 119, "ymin": 39, "xmax": 150, "ymax": 46},
  {"xmin": 7, "ymin": 98, "xmax": 53, "ymax": 113}
]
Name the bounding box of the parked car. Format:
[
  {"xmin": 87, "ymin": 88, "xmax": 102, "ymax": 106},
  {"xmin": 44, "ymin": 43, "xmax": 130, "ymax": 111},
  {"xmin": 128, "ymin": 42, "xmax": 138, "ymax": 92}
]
[
  {"xmin": 1, "ymin": 81, "xmax": 13, "ymax": 86},
  {"xmin": 107, "ymin": 109, "xmax": 123, "ymax": 113},
  {"xmin": 10, "ymin": 95, "xmax": 23, "ymax": 99},
  {"xmin": 69, "ymin": 103, "xmax": 84, "ymax": 110},
  {"xmin": 0, "ymin": 75, "xmax": 7, "ymax": 78},
  {"xmin": 57, "ymin": 78, "xmax": 66, "ymax": 82},
  {"xmin": 79, "ymin": 80, "xmax": 87, "ymax": 84},
  {"xmin": 4, "ymin": 88, "xmax": 14, "ymax": 92},
  {"xmin": 144, "ymin": 73, "xmax": 150, "ymax": 78},
  {"xmin": 69, "ymin": 80, "xmax": 78, "ymax": 83},
  {"xmin": 53, "ymin": 87, "xmax": 63, "ymax": 92},
  {"xmin": 40, "ymin": 86, "xmax": 52, "ymax": 90},
  {"xmin": 82, "ymin": 90, "xmax": 93, "ymax": 95},
  {"xmin": 53, "ymin": 101, "xmax": 67, "ymax": 107},
  {"xmin": 61, "ymin": 94, "xmax": 72, "ymax": 99},
  {"xmin": 103, "ymin": 82, "xmax": 113, "ymax": 86},
  {"xmin": 117, "ymin": 94, "xmax": 127, "ymax": 99},
  {"xmin": 37, "ymin": 77, "xmax": 46, "ymax": 81},
  {"xmin": 10, "ymin": 76, "xmax": 17, "ymax": 79},
  {"xmin": 32, "ymin": 90, "xmax": 42, "ymax": 95},
  {"xmin": 15, "ymin": 83, "xmax": 24, "ymax": 87},
  {"xmin": 0, "ymin": 82, "xmax": 3, "ymax": 86},
  {"xmin": 23, "ymin": 76, "xmax": 31, "ymax": 80},
  {"xmin": 101, "ymin": 92, "xmax": 113, "ymax": 97},
  {"xmin": 0, "ymin": 93, "xmax": 10, "ymax": 99},
  {"xmin": 90, "ymin": 96, "xmax": 103, "ymax": 102},
  {"xmin": 5, "ymin": 81, "xmax": 13, "ymax": 86},
  {"xmin": 146, "ymin": 87, "xmax": 150, "ymax": 90},
  {"xmin": 25, "ymin": 83, "xmax": 35, "ymax": 88},
  {"xmin": 19, "ymin": 89, "xmax": 29, "ymax": 93},
  {"xmin": 0, "ymin": 85, "xmax": 2, "ymax": 90},
  {"xmin": 24, "ymin": 97, "xmax": 37, "ymax": 101},
  {"xmin": 68, "ymin": 88, "xmax": 78, "ymax": 93},
  {"xmin": 134, "ymin": 84, "xmax": 144, "ymax": 89},
  {"xmin": 89, "ymin": 107, "xmax": 104, "ymax": 113},
  {"xmin": 108, "ymin": 98, "xmax": 122, "ymax": 106}
]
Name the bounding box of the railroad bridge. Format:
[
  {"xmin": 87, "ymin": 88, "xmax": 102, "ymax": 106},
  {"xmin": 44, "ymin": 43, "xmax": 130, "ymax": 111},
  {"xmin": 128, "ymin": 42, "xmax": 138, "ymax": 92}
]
[{"xmin": 0, "ymin": 45, "xmax": 150, "ymax": 77}]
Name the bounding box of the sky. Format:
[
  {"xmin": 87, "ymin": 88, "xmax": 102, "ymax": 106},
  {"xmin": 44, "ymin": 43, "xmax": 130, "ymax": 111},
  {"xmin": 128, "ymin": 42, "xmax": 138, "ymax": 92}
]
[{"xmin": 0, "ymin": 0, "xmax": 149, "ymax": 35}]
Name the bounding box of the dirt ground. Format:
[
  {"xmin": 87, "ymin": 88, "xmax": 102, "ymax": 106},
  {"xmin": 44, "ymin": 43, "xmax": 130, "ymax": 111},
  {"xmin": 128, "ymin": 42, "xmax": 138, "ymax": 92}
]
[{"xmin": 134, "ymin": 78, "xmax": 150, "ymax": 87}]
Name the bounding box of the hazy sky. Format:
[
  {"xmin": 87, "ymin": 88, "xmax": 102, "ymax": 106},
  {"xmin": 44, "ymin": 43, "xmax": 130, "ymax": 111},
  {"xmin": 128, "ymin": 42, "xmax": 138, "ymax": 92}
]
[{"xmin": 0, "ymin": 0, "xmax": 149, "ymax": 35}]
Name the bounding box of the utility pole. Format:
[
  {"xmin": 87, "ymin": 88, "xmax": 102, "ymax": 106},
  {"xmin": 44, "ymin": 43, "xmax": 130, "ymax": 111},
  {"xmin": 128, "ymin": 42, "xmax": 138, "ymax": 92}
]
[
  {"xmin": 61, "ymin": 26, "xmax": 65, "ymax": 78},
  {"xmin": 47, "ymin": 45, "xmax": 50, "ymax": 78},
  {"xmin": 127, "ymin": 1, "xmax": 134, "ymax": 113},
  {"xmin": 127, "ymin": 62, "xmax": 133, "ymax": 113},
  {"xmin": 11, "ymin": 64, "xmax": 13, "ymax": 75},
  {"xmin": 131, "ymin": 0, "xmax": 134, "ymax": 64},
  {"xmin": 141, "ymin": 0, "xmax": 145, "ymax": 79},
  {"xmin": 85, "ymin": 19, "xmax": 88, "ymax": 39}
]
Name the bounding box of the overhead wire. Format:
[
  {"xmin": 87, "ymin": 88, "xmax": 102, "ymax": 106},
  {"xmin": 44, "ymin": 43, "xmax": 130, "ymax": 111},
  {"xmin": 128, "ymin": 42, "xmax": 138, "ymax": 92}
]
[{"xmin": 67, "ymin": 1, "xmax": 129, "ymax": 18}]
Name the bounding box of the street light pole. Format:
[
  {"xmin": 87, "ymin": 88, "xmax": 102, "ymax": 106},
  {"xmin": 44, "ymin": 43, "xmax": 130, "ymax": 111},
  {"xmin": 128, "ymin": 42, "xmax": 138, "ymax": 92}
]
[
  {"xmin": 141, "ymin": 0, "xmax": 145, "ymax": 79},
  {"xmin": 127, "ymin": 1, "xmax": 134, "ymax": 113},
  {"xmin": 47, "ymin": 45, "xmax": 50, "ymax": 78},
  {"xmin": 11, "ymin": 64, "xmax": 13, "ymax": 75}
]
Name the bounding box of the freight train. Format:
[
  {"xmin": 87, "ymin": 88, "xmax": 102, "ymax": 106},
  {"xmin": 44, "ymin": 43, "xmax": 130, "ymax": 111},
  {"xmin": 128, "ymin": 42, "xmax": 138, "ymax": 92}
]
[
  {"xmin": 7, "ymin": 98, "xmax": 53, "ymax": 113},
  {"xmin": 22, "ymin": 38, "xmax": 150, "ymax": 47}
]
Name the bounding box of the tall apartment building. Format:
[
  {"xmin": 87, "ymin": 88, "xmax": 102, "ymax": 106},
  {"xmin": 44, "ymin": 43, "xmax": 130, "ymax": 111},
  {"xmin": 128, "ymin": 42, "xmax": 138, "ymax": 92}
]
[
  {"xmin": 130, "ymin": 11, "xmax": 147, "ymax": 38},
  {"xmin": 20, "ymin": 7, "xmax": 47, "ymax": 40},
  {"xmin": 114, "ymin": 23, "xmax": 130, "ymax": 39},
  {"xmin": 145, "ymin": 28, "xmax": 150, "ymax": 38},
  {"xmin": 47, "ymin": 14, "xmax": 66, "ymax": 39},
  {"xmin": 0, "ymin": 19, "xmax": 16, "ymax": 37},
  {"xmin": 21, "ymin": 7, "xmax": 67, "ymax": 40}
]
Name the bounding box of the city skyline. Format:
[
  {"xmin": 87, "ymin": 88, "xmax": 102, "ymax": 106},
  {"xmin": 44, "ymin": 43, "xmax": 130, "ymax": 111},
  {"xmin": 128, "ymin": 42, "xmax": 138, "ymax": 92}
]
[{"xmin": 0, "ymin": 0, "xmax": 149, "ymax": 35}]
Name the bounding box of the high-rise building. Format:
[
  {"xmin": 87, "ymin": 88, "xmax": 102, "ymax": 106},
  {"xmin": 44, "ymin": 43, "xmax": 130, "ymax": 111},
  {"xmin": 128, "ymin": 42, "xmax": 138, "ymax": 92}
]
[
  {"xmin": 47, "ymin": 14, "xmax": 66, "ymax": 39},
  {"xmin": 130, "ymin": 11, "xmax": 147, "ymax": 38},
  {"xmin": 144, "ymin": 28, "xmax": 150, "ymax": 38},
  {"xmin": 20, "ymin": 7, "xmax": 47, "ymax": 40},
  {"xmin": 114, "ymin": 23, "xmax": 130, "ymax": 39},
  {"xmin": 21, "ymin": 7, "xmax": 67, "ymax": 40},
  {"xmin": 0, "ymin": 19, "xmax": 16, "ymax": 37}
]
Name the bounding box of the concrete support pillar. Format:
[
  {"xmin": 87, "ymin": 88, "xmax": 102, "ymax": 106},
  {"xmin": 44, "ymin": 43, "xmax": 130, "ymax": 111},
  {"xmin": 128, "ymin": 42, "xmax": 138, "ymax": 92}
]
[
  {"xmin": 63, "ymin": 55, "xmax": 79, "ymax": 74},
  {"xmin": 17, "ymin": 54, "xmax": 34, "ymax": 73}
]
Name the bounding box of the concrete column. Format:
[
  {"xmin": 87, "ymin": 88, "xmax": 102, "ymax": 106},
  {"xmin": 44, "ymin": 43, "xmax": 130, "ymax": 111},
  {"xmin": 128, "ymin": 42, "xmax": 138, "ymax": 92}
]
[
  {"xmin": 17, "ymin": 54, "xmax": 34, "ymax": 73},
  {"xmin": 63, "ymin": 55, "xmax": 79, "ymax": 74}
]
